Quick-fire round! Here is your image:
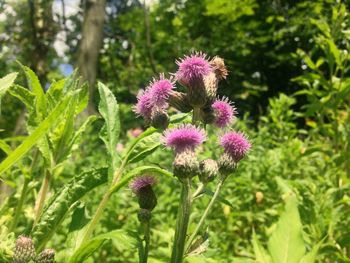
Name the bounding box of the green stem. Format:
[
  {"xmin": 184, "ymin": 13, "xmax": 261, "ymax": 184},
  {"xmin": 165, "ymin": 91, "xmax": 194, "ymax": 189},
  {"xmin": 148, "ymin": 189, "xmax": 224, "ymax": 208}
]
[
  {"xmin": 171, "ymin": 178, "xmax": 192, "ymax": 263},
  {"xmin": 192, "ymin": 107, "xmax": 201, "ymax": 125},
  {"xmin": 79, "ymin": 162, "xmax": 126, "ymax": 245},
  {"xmin": 80, "ymin": 190, "xmax": 111, "ymax": 245},
  {"xmin": 10, "ymin": 177, "xmax": 29, "ymax": 232},
  {"xmin": 185, "ymin": 180, "xmax": 224, "ymax": 253},
  {"xmin": 33, "ymin": 169, "xmax": 51, "ymax": 227},
  {"xmin": 141, "ymin": 221, "xmax": 150, "ymax": 263}
]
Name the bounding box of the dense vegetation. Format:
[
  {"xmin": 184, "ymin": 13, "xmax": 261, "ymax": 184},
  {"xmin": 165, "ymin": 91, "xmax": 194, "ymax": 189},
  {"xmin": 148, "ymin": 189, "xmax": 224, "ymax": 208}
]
[{"xmin": 0, "ymin": 0, "xmax": 349, "ymax": 262}]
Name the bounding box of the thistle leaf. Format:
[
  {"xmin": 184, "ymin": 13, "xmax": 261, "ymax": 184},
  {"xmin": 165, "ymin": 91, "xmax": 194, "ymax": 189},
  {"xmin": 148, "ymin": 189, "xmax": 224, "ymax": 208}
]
[{"xmin": 32, "ymin": 167, "xmax": 108, "ymax": 250}]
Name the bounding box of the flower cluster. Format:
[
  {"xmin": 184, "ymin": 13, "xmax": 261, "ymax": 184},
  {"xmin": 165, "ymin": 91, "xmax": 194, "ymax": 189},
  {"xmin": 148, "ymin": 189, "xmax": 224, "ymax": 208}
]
[
  {"xmin": 133, "ymin": 52, "xmax": 252, "ymax": 262},
  {"xmin": 134, "ymin": 52, "xmax": 251, "ymax": 181}
]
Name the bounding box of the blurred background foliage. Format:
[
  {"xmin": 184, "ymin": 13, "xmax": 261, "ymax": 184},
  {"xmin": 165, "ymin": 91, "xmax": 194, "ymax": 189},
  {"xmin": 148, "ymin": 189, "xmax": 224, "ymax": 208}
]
[{"xmin": 0, "ymin": 0, "xmax": 350, "ymax": 262}]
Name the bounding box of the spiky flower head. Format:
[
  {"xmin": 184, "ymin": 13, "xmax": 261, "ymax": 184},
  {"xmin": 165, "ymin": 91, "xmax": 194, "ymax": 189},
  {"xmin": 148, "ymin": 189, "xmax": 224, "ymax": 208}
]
[
  {"xmin": 130, "ymin": 175, "xmax": 157, "ymax": 194},
  {"xmin": 134, "ymin": 89, "xmax": 153, "ymax": 121},
  {"xmin": 163, "ymin": 124, "xmax": 206, "ymax": 153},
  {"xmin": 212, "ymin": 98, "xmax": 237, "ymax": 128},
  {"xmin": 220, "ymin": 131, "xmax": 251, "ymax": 162},
  {"xmin": 36, "ymin": 248, "xmax": 55, "ymax": 263},
  {"xmin": 148, "ymin": 74, "xmax": 175, "ymax": 108},
  {"xmin": 175, "ymin": 52, "xmax": 212, "ymax": 86},
  {"xmin": 134, "ymin": 74, "xmax": 174, "ymax": 123},
  {"xmin": 130, "ymin": 175, "xmax": 157, "ymax": 211},
  {"xmin": 13, "ymin": 236, "xmax": 35, "ymax": 263}
]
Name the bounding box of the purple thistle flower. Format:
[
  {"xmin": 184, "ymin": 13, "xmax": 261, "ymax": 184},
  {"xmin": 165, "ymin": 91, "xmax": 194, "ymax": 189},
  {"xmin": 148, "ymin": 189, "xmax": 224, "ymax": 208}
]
[
  {"xmin": 212, "ymin": 97, "xmax": 237, "ymax": 128},
  {"xmin": 134, "ymin": 74, "xmax": 174, "ymax": 122},
  {"xmin": 134, "ymin": 89, "xmax": 153, "ymax": 120},
  {"xmin": 148, "ymin": 74, "xmax": 175, "ymax": 107},
  {"xmin": 175, "ymin": 52, "xmax": 212, "ymax": 86},
  {"xmin": 220, "ymin": 131, "xmax": 251, "ymax": 162},
  {"xmin": 163, "ymin": 124, "xmax": 206, "ymax": 153},
  {"xmin": 130, "ymin": 175, "xmax": 157, "ymax": 195}
]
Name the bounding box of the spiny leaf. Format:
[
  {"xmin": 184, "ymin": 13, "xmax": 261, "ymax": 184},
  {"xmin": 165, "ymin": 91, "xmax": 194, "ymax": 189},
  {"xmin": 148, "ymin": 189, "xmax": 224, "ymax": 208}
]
[
  {"xmin": 18, "ymin": 63, "xmax": 46, "ymax": 119},
  {"xmin": 0, "ymin": 72, "xmax": 17, "ymax": 96},
  {"xmin": 32, "ymin": 167, "xmax": 108, "ymax": 250},
  {"xmin": 8, "ymin": 84, "xmax": 35, "ymax": 109},
  {"xmin": 98, "ymin": 82, "xmax": 120, "ymax": 169},
  {"xmin": 0, "ymin": 95, "xmax": 71, "ymax": 177},
  {"xmin": 0, "ymin": 72, "xmax": 18, "ymax": 112},
  {"xmin": 126, "ymin": 132, "xmax": 161, "ymax": 164}
]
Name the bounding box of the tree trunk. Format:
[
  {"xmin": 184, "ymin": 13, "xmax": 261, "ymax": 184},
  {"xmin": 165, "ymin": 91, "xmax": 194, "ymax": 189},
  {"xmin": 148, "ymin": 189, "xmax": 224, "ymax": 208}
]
[
  {"xmin": 77, "ymin": 0, "xmax": 106, "ymax": 114},
  {"xmin": 28, "ymin": 0, "xmax": 56, "ymax": 85}
]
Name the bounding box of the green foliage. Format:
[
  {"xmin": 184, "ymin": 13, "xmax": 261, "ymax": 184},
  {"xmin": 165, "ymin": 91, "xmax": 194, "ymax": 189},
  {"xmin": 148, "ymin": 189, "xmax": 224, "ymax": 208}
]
[
  {"xmin": 32, "ymin": 168, "xmax": 108, "ymax": 251},
  {"xmin": 98, "ymin": 82, "xmax": 121, "ymax": 170},
  {"xmin": 0, "ymin": 94, "xmax": 71, "ymax": 176},
  {"xmin": 67, "ymin": 230, "xmax": 140, "ymax": 263},
  {"xmin": 0, "ymin": 1, "xmax": 350, "ymax": 262},
  {"xmin": 0, "ymin": 72, "xmax": 17, "ymax": 113}
]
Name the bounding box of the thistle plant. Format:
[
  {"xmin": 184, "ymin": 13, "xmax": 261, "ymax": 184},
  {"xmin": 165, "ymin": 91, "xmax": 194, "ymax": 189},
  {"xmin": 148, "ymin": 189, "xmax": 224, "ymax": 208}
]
[{"xmin": 134, "ymin": 52, "xmax": 251, "ymax": 262}]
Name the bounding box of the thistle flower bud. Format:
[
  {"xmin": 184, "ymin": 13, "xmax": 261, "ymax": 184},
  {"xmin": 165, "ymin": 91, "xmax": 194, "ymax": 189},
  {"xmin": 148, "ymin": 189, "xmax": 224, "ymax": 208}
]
[
  {"xmin": 36, "ymin": 249, "xmax": 55, "ymax": 263},
  {"xmin": 137, "ymin": 208, "xmax": 152, "ymax": 223},
  {"xmin": 130, "ymin": 176, "xmax": 157, "ymax": 211},
  {"xmin": 218, "ymin": 152, "xmax": 237, "ymax": 179},
  {"xmin": 203, "ymin": 72, "xmax": 218, "ymax": 102},
  {"xmin": 199, "ymin": 159, "xmax": 218, "ymax": 183},
  {"xmin": 12, "ymin": 236, "xmax": 35, "ymax": 263},
  {"xmin": 151, "ymin": 109, "xmax": 169, "ymax": 130},
  {"xmin": 168, "ymin": 91, "xmax": 192, "ymax": 113},
  {"xmin": 210, "ymin": 56, "xmax": 228, "ymax": 80},
  {"xmin": 186, "ymin": 80, "xmax": 208, "ymax": 108},
  {"xmin": 173, "ymin": 148, "xmax": 199, "ymax": 179}
]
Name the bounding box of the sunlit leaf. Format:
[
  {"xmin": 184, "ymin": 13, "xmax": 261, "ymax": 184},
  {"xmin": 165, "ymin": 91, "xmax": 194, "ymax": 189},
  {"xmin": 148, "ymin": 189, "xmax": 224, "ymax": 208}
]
[
  {"xmin": 98, "ymin": 82, "xmax": 120, "ymax": 169},
  {"xmin": 267, "ymin": 194, "xmax": 305, "ymax": 263},
  {"xmin": 0, "ymin": 94, "xmax": 71, "ymax": 177}
]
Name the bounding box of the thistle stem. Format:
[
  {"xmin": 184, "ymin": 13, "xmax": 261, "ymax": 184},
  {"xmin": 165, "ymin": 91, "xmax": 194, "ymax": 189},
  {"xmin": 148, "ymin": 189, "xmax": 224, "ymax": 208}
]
[
  {"xmin": 185, "ymin": 180, "xmax": 224, "ymax": 253},
  {"xmin": 192, "ymin": 107, "xmax": 201, "ymax": 125},
  {"xmin": 171, "ymin": 178, "xmax": 192, "ymax": 263},
  {"xmin": 79, "ymin": 163, "xmax": 125, "ymax": 245},
  {"xmin": 141, "ymin": 221, "xmax": 151, "ymax": 263},
  {"xmin": 33, "ymin": 169, "xmax": 51, "ymax": 227}
]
